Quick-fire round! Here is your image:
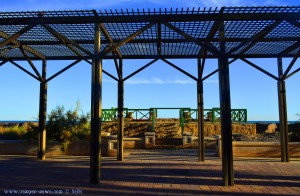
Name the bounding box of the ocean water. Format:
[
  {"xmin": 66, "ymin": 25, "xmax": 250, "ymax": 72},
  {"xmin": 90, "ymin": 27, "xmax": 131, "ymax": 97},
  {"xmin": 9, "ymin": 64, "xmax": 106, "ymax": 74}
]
[{"xmin": 0, "ymin": 120, "xmax": 299, "ymax": 124}]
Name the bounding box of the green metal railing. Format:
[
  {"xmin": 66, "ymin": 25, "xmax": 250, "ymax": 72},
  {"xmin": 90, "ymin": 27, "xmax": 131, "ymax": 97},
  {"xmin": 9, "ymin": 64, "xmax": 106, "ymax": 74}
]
[{"xmin": 102, "ymin": 107, "xmax": 247, "ymax": 133}]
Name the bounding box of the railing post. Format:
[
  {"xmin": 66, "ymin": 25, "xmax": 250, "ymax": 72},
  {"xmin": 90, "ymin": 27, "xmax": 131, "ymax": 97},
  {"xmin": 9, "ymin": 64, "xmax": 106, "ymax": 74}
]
[{"xmin": 38, "ymin": 59, "xmax": 47, "ymax": 160}]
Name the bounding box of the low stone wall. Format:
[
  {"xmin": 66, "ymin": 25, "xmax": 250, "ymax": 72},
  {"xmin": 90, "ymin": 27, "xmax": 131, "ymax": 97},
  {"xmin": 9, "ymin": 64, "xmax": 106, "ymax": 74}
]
[{"xmin": 215, "ymin": 141, "xmax": 300, "ymax": 158}]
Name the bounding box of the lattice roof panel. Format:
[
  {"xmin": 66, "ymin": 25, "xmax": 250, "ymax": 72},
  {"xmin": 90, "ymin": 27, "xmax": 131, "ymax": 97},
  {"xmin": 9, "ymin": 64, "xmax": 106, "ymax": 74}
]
[{"xmin": 0, "ymin": 6, "xmax": 299, "ymax": 60}]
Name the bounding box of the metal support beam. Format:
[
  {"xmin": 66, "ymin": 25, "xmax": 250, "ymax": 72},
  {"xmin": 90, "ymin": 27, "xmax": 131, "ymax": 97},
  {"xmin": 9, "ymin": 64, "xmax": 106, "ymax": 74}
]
[
  {"xmin": 279, "ymin": 41, "xmax": 300, "ymax": 57},
  {"xmin": 99, "ymin": 22, "xmax": 155, "ymax": 57},
  {"xmin": 0, "ymin": 25, "xmax": 35, "ymax": 48},
  {"xmin": 19, "ymin": 47, "xmax": 43, "ymax": 81},
  {"xmin": 202, "ymin": 68, "xmax": 218, "ymax": 81},
  {"xmin": 9, "ymin": 60, "xmax": 41, "ymax": 81},
  {"xmin": 161, "ymin": 59, "xmax": 197, "ymax": 81},
  {"xmin": 163, "ymin": 22, "xmax": 220, "ymax": 55},
  {"xmin": 282, "ymin": 49, "xmax": 300, "ymax": 79},
  {"xmin": 85, "ymin": 59, "xmax": 119, "ymax": 81},
  {"xmin": 42, "ymin": 24, "xmax": 94, "ymax": 57},
  {"xmin": 228, "ymin": 20, "xmax": 283, "ymax": 55},
  {"xmin": 240, "ymin": 58, "xmax": 279, "ymax": 81},
  {"xmin": 218, "ymin": 21, "xmax": 234, "ymax": 186},
  {"xmin": 100, "ymin": 23, "xmax": 122, "ymax": 59},
  {"xmin": 38, "ymin": 60, "xmax": 47, "ymax": 160},
  {"xmin": 123, "ymin": 59, "xmax": 158, "ymax": 81},
  {"xmin": 46, "ymin": 59, "xmax": 82, "ymax": 82},
  {"xmin": 157, "ymin": 22, "xmax": 162, "ymax": 56},
  {"xmin": 277, "ymin": 57, "xmax": 289, "ymax": 162},
  {"xmin": 197, "ymin": 58, "xmax": 205, "ymax": 162},
  {"xmin": 90, "ymin": 22, "xmax": 102, "ymax": 184},
  {"xmin": 285, "ymin": 67, "xmax": 300, "ymax": 80},
  {"xmin": 112, "ymin": 52, "xmax": 121, "ymax": 80},
  {"xmin": 0, "ymin": 30, "xmax": 45, "ymax": 60},
  {"xmin": 0, "ymin": 60, "xmax": 8, "ymax": 67},
  {"xmin": 117, "ymin": 58, "xmax": 124, "ymax": 161}
]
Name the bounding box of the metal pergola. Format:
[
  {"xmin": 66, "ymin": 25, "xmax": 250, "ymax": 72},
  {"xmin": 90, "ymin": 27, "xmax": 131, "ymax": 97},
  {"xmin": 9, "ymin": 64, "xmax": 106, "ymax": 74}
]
[{"xmin": 0, "ymin": 6, "xmax": 299, "ymax": 186}]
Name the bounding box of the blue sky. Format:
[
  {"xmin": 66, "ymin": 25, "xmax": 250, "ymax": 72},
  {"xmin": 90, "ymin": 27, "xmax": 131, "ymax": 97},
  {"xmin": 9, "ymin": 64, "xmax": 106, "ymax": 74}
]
[{"xmin": 0, "ymin": 0, "xmax": 299, "ymax": 121}]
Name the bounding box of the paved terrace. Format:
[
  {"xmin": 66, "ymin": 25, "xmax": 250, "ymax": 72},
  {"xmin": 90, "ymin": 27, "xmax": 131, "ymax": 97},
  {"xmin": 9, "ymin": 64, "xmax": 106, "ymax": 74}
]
[{"xmin": 0, "ymin": 149, "xmax": 300, "ymax": 196}]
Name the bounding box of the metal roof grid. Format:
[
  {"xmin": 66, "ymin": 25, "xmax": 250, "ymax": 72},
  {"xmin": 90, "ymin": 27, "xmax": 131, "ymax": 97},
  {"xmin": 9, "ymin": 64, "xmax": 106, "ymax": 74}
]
[
  {"xmin": 29, "ymin": 45, "xmax": 77, "ymax": 57},
  {"xmin": 170, "ymin": 21, "xmax": 215, "ymax": 39},
  {"xmin": 161, "ymin": 23, "xmax": 185, "ymax": 40},
  {"xmin": 18, "ymin": 25, "xmax": 59, "ymax": 42},
  {"xmin": 103, "ymin": 22, "xmax": 152, "ymax": 40},
  {"xmin": 49, "ymin": 23, "xmax": 96, "ymax": 41},
  {"xmin": 223, "ymin": 20, "xmax": 276, "ymax": 39},
  {"xmin": 0, "ymin": 6, "xmax": 299, "ymax": 60},
  {"xmin": 1, "ymin": 48, "xmax": 33, "ymax": 58},
  {"xmin": 223, "ymin": 6, "xmax": 300, "ymax": 14},
  {"xmin": 79, "ymin": 44, "xmax": 94, "ymax": 54},
  {"xmin": 0, "ymin": 25, "xmax": 27, "ymax": 36},
  {"xmin": 245, "ymin": 41, "xmax": 297, "ymax": 55},
  {"xmin": 97, "ymin": 7, "xmax": 220, "ymax": 16},
  {"xmin": 266, "ymin": 20, "xmax": 300, "ymax": 38},
  {"xmin": 0, "ymin": 10, "xmax": 95, "ymax": 19},
  {"xmin": 288, "ymin": 47, "xmax": 300, "ymax": 55}
]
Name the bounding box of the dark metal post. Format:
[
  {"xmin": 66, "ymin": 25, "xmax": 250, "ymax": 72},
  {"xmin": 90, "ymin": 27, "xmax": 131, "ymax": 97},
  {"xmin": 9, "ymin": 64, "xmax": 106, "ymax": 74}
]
[
  {"xmin": 197, "ymin": 58, "xmax": 205, "ymax": 162},
  {"xmin": 218, "ymin": 21, "xmax": 234, "ymax": 186},
  {"xmin": 38, "ymin": 60, "xmax": 47, "ymax": 160},
  {"xmin": 117, "ymin": 58, "xmax": 124, "ymax": 161},
  {"xmin": 90, "ymin": 22, "xmax": 102, "ymax": 184},
  {"xmin": 277, "ymin": 57, "xmax": 289, "ymax": 162}
]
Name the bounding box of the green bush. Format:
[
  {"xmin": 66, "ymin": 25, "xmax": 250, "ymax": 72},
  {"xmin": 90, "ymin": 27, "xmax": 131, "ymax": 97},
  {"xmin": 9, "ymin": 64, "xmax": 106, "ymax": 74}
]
[{"xmin": 47, "ymin": 102, "xmax": 90, "ymax": 142}]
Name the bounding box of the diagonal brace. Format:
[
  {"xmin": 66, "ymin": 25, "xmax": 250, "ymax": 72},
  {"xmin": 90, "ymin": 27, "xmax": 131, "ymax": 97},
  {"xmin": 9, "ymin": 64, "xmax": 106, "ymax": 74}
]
[
  {"xmin": 98, "ymin": 22, "xmax": 155, "ymax": 58},
  {"xmin": 283, "ymin": 48, "xmax": 300, "ymax": 79},
  {"xmin": 9, "ymin": 60, "xmax": 41, "ymax": 81},
  {"xmin": 0, "ymin": 60, "xmax": 8, "ymax": 67},
  {"xmin": 240, "ymin": 58, "xmax": 279, "ymax": 81},
  {"xmin": 112, "ymin": 51, "xmax": 121, "ymax": 80},
  {"xmin": 0, "ymin": 30, "xmax": 45, "ymax": 60},
  {"xmin": 100, "ymin": 23, "xmax": 122, "ymax": 59},
  {"xmin": 42, "ymin": 24, "xmax": 93, "ymax": 57},
  {"xmin": 123, "ymin": 59, "xmax": 158, "ymax": 81},
  {"xmin": 162, "ymin": 22, "xmax": 219, "ymax": 56},
  {"xmin": 161, "ymin": 59, "xmax": 197, "ymax": 81},
  {"xmin": 228, "ymin": 20, "xmax": 283, "ymax": 55},
  {"xmin": 19, "ymin": 47, "xmax": 43, "ymax": 81},
  {"xmin": 46, "ymin": 59, "xmax": 82, "ymax": 82},
  {"xmin": 85, "ymin": 58, "xmax": 119, "ymax": 81},
  {"xmin": 285, "ymin": 67, "xmax": 300, "ymax": 80},
  {"xmin": 0, "ymin": 24, "xmax": 36, "ymax": 49},
  {"xmin": 202, "ymin": 68, "xmax": 218, "ymax": 81}
]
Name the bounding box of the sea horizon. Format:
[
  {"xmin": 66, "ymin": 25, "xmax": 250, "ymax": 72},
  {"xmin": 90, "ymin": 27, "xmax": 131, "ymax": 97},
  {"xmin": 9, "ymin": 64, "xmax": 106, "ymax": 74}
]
[{"xmin": 0, "ymin": 120, "xmax": 299, "ymax": 124}]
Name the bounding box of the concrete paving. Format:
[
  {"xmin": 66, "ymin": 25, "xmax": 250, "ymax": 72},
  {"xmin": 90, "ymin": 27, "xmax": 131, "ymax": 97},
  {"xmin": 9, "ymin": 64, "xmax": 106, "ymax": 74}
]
[{"xmin": 0, "ymin": 149, "xmax": 300, "ymax": 195}]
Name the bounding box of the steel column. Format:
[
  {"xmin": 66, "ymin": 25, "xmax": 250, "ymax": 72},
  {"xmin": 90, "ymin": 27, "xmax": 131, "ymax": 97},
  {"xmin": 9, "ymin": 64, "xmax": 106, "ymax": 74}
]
[
  {"xmin": 277, "ymin": 57, "xmax": 289, "ymax": 162},
  {"xmin": 117, "ymin": 59, "xmax": 124, "ymax": 161},
  {"xmin": 90, "ymin": 21, "xmax": 102, "ymax": 184},
  {"xmin": 197, "ymin": 58, "xmax": 205, "ymax": 162},
  {"xmin": 218, "ymin": 21, "xmax": 234, "ymax": 186},
  {"xmin": 38, "ymin": 60, "xmax": 47, "ymax": 160}
]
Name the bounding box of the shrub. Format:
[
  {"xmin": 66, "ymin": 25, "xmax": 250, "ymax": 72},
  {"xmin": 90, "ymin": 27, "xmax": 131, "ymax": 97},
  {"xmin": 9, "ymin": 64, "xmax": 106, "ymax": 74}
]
[{"xmin": 47, "ymin": 102, "xmax": 90, "ymax": 142}]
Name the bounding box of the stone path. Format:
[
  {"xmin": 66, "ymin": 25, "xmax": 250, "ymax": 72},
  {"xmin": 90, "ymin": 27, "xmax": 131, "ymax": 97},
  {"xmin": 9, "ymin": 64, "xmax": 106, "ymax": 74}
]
[{"xmin": 1, "ymin": 149, "xmax": 300, "ymax": 195}]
